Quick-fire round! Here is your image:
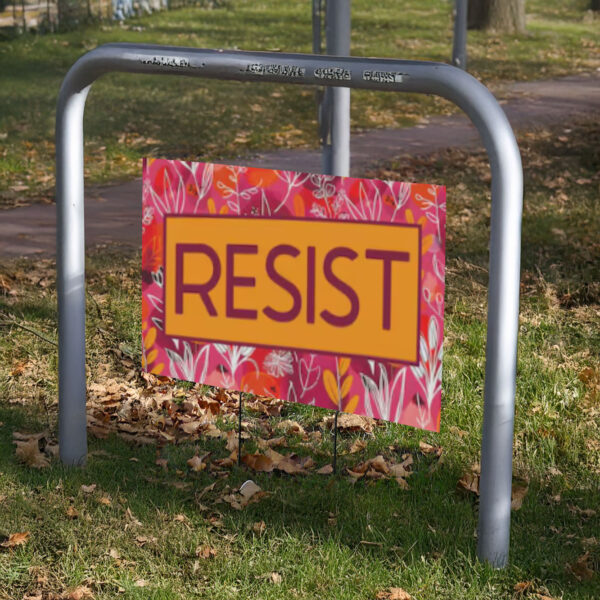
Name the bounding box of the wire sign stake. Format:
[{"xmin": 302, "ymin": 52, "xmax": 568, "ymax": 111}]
[{"xmin": 237, "ymin": 392, "xmax": 243, "ymax": 467}]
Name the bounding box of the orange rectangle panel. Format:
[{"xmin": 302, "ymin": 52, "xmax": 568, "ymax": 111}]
[{"xmin": 164, "ymin": 215, "xmax": 421, "ymax": 363}]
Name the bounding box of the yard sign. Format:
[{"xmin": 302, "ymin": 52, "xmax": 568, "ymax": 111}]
[{"xmin": 142, "ymin": 159, "xmax": 445, "ymax": 431}]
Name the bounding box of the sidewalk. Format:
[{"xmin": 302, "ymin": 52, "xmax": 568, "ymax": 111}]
[{"xmin": 0, "ymin": 71, "xmax": 598, "ymax": 258}]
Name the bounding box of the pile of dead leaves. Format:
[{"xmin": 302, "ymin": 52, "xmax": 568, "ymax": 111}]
[
  {"xmin": 86, "ymin": 373, "xmax": 284, "ymax": 445},
  {"xmin": 85, "ymin": 371, "xmax": 389, "ymax": 480}
]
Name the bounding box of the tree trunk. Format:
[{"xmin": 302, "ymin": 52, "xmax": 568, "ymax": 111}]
[
  {"xmin": 591, "ymin": 0, "xmax": 600, "ymax": 11},
  {"xmin": 468, "ymin": 0, "xmax": 526, "ymax": 34}
]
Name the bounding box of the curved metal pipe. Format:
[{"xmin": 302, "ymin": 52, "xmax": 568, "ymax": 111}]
[{"xmin": 56, "ymin": 43, "xmax": 522, "ymax": 567}]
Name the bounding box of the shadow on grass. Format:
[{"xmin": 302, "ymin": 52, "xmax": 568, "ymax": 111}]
[
  {"xmin": 0, "ymin": 297, "xmax": 57, "ymax": 326},
  {"xmin": 1, "ymin": 401, "xmax": 598, "ymax": 596}
]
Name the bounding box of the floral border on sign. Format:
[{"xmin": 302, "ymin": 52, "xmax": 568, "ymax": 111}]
[{"xmin": 142, "ymin": 159, "xmax": 446, "ymax": 431}]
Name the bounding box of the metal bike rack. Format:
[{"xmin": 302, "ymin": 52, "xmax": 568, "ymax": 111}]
[{"xmin": 56, "ymin": 43, "xmax": 523, "ymax": 568}]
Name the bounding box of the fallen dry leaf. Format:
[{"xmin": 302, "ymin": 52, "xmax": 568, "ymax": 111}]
[
  {"xmin": 511, "ymin": 479, "xmax": 529, "ymax": 511},
  {"xmin": 323, "ymin": 413, "xmax": 374, "ymax": 433},
  {"xmin": 579, "ymin": 367, "xmax": 596, "ymax": 384},
  {"xmin": 568, "ymin": 552, "xmax": 595, "ymax": 581},
  {"xmin": 221, "ymin": 493, "xmax": 243, "ymax": 511},
  {"xmin": 66, "ymin": 506, "xmax": 79, "ymax": 519},
  {"xmin": 348, "ymin": 438, "xmax": 367, "ymax": 454},
  {"xmin": 187, "ymin": 453, "xmax": 209, "ymax": 472},
  {"xmin": 80, "ymin": 484, "xmax": 97, "ymax": 494},
  {"xmin": 419, "ymin": 441, "xmax": 443, "ymax": 457},
  {"xmin": 582, "ymin": 537, "xmax": 598, "ymax": 548},
  {"xmin": 155, "ymin": 457, "xmax": 168, "ymax": 472},
  {"xmin": 134, "ymin": 579, "xmax": 148, "ymax": 587},
  {"xmin": 278, "ymin": 420, "xmax": 306, "ymax": 436},
  {"xmin": 257, "ymin": 435, "xmax": 288, "ymax": 450},
  {"xmin": 173, "ymin": 514, "xmax": 188, "ymax": 523},
  {"xmin": 226, "ymin": 430, "xmax": 240, "ymax": 453},
  {"xmin": 317, "ymin": 464, "xmax": 333, "ymax": 475},
  {"xmin": 264, "ymin": 449, "xmax": 308, "ymax": 475},
  {"xmin": 253, "ymin": 521, "xmax": 266, "ymax": 535},
  {"xmin": 14, "ymin": 437, "xmax": 50, "ymax": 469},
  {"xmin": 125, "ymin": 507, "xmax": 142, "ymax": 527},
  {"xmin": 196, "ymin": 545, "xmax": 218, "ymax": 559},
  {"xmin": 270, "ymin": 572, "xmax": 282, "ymax": 584},
  {"xmin": 1, "ymin": 531, "xmax": 30, "ymax": 548},
  {"xmin": 108, "ymin": 548, "xmax": 121, "ymax": 561},
  {"xmin": 369, "ymin": 455, "xmax": 390, "ymax": 474},
  {"xmin": 457, "ymin": 464, "xmax": 481, "ymax": 495},
  {"xmin": 514, "ymin": 581, "xmax": 533, "ymax": 594},
  {"xmin": 10, "ymin": 360, "xmax": 30, "ymax": 377},
  {"xmin": 376, "ymin": 587, "xmax": 412, "ymax": 600},
  {"xmin": 348, "ymin": 454, "xmax": 397, "ymax": 480},
  {"xmin": 242, "ymin": 452, "xmax": 274, "ymax": 472},
  {"xmin": 265, "ymin": 436, "xmax": 287, "ymax": 448},
  {"xmin": 448, "ymin": 426, "xmax": 468, "ymax": 438},
  {"xmin": 196, "ymin": 481, "xmax": 217, "ymax": 500},
  {"xmin": 135, "ymin": 536, "xmax": 157, "ymax": 547},
  {"xmin": 389, "ymin": 463, "xmax": 411, "ymax": 479},
  {"xmin": 66, "ymin": 585, "xmax": 94, "ymax": 600},
  {"xmin": 221, "ymin": 480, "xmax": 270, "ymax": 511},
  {"xmin": 569, "ymin": 505, "xmax": 597, "ymax": 518},
  {"xmin": 395, "ymin": 477, "xmax": 410, "ymax": 490},
  {"xmin": 180, "ymin": 421, "xmax": 202, "ymax": 435},
  {"xmin": 400, "ymin": 454, "xmax": 413, "ymax": 468}
]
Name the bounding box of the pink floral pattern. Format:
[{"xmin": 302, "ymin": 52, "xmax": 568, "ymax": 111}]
[{"xmin": 142, "ymin": 159, "xmax": 446, "ymax": 431}]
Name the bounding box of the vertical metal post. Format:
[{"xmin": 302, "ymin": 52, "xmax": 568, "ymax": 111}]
[
  {"xmin": 312, "ymin": 0, "xmax": 323, "ymax": 55},
  {"xmin": 56, "ymin": 84, "xmax": 90, "ymax": 467},
  {"xmin": 237, "ymin": 391, "xmax": 243, "ymax": 466},
  {"xmin": 324, "ymin": 0, "xmax": 351, "ymax": 176},
  {"xmin": 466, "ymin": 85, "xmax": 521, "ymax": 569},
  {"xmin": 452, "ymin": 0, "xmax": 468, "ymax": 70},
  {"xmin": 332, "ymin": 410, "xmax": 339, "ymax": 473}
]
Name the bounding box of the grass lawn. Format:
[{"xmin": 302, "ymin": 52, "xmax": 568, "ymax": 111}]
[
  {"xmin": 0, "ymin": 0, "xmax": 599, "ymax": 208},
  {"xmin": 0, "ymin": 117, "xmax": 598, "ymax": 598}
]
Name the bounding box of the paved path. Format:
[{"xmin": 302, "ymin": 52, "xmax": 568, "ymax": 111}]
[{"xmin": 1, "ymin": 72, "xmax": 598, "ymax": 258}]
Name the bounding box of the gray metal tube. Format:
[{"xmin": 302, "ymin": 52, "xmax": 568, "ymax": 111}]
[
  {"xmin": 452, "ymin": 0, "xmax": 468, "ymax": 69},
  {"xmin": 55, "ymin": 44, "xmax": 522, "ymax": 567},
  {"xmin": 56, "ymin": 84, "xmax": 90, "ymax": 466},
  {"xmin": 312, "ymin": 0, "xmax": 323, "ymax": 55},
  {"xmin": 325, "ymin": 0, "xmax": 351, "ymax": 176}
]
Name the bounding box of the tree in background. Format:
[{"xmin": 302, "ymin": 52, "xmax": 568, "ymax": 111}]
[{"xmin": 468, "ymin": 0, "xmax": 526, "ymax": 34}]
